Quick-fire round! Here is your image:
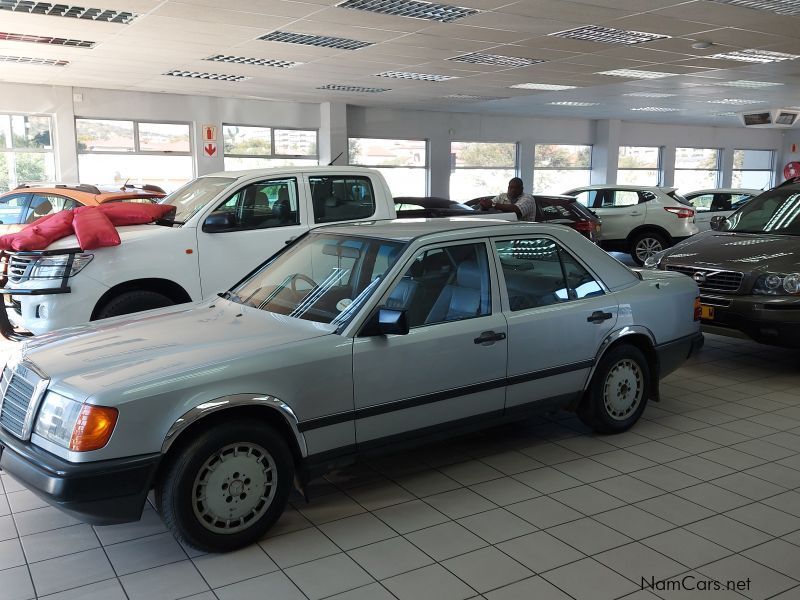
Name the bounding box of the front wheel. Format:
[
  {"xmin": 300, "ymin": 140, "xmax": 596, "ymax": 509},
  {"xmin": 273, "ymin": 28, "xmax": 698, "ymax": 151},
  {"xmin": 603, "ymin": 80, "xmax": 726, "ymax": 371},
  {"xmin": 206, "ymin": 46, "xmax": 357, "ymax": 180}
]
[
  {"xmin": 156, "ymin": 421, "xmax": 294, "ymax": 552},
  {"xmin": 630, "ymin": 232, "xmax": 667, "ymax": 266},
  {"xmin": 578, "ymin": 344, "xmax": 650, "ymax": 433},
  {"xmin": 95, "ymin": 290, "xmax": 174, "ymax": 319}
]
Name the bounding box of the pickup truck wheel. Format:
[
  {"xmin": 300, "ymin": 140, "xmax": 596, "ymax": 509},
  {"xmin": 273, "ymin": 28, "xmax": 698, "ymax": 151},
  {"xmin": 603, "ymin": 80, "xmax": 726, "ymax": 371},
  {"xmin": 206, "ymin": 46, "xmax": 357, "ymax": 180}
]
[
  {"xmin": 156, "ymin": 421, "xmax": 294, "ymax": 552},
  {"xmin": 578, "ymin": 344, "xmax": 650, "ymax": 434},
  {"xmin": 96, "ymin": 290, "xmax": 174, "ymax": 319},
  {"xmin": 630, "ymin": 232, "xmax": 667, "ymax": 266}
]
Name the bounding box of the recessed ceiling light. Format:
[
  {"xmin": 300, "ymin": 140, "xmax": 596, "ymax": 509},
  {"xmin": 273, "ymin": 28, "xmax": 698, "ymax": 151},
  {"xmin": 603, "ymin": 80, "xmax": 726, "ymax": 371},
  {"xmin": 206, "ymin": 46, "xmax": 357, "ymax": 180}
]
[
  {"xmin": 317, "ymin": 84, "xmax": 390, "ymax": 92},
  {"xmin": 548, "ymin": 101, "xmax": 599, "ymax": 106},
  {"xmin": 710, "ymin": 49, "xmax": 800, "ymax": 63},
  {"xmin": 164, "ymin": 70, "xmax": 250, "ymax": 82},
  {"xmin": 336, "ymin": 0, "xmax": 478, "ymax": 23},
  {"xmin": 709, "ymin": 0, "xmax": 800, "ymax": 16},
  {"xmin": 444, "ymin": 94, "xmax": 507, "ymax": 101},
  {"xmin": 448, "ymin": 52, "xmax": 544, "ymax": 67},
  {"xmin": 0, "ymin": 31, "xmax": 95, "ymax": 47},
  {"xmin": 260, "ymin": 31, "xmax": 372, "ymax": 50},
  {"xmin": 0, "ymin": 54, "xmax": 68, "ymax": 66},
  {"xmin": 0, "ymin": 1, "xmax": 137, "ymax": 23},
  {"xmin": 205, "ymin": 55, "xmax": 301, "ymax": 68},
  {"xmin": 707, "ymin": 98, "xmax": 766, "ymax": 105},
  {"xmin": 509, "ymin": 83, "xmax": 577, "ymax": 90},
  {"xmin": 623, "ymin": 92, "xmax": 677, "ymax": 98},
  {"xmin": 597, "ymin": 69, "xmax": 676, "ymax": 79},
  {"xmin": 715, "ymin": 80, "xmax": 784, "ymax": 88},
  {"xmin": 630, "ymin": 107, "xmax": 684, "ymax": 112},
  {"xmin": 375, "ymin": 71, "xmax": 456, "ymax": 81},
  {"xmin": 550, "ymin": 25, "xmax": 669, "ymax": 45}
]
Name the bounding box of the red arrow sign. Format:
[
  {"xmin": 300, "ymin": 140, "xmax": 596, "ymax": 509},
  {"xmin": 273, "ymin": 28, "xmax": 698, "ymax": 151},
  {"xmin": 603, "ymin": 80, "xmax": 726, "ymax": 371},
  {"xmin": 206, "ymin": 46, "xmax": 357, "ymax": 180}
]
[{"xmin": 203, "ymin": 143, "xmax": 217, "ymax": 157}]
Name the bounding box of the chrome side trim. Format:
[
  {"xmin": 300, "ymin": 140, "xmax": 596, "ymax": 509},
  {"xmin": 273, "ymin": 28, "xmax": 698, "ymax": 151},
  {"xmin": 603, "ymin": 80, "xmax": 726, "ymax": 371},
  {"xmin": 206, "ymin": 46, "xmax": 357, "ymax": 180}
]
[{"xmin": 161, "ymin": 394, "xmax": 308, "ymax": 457}]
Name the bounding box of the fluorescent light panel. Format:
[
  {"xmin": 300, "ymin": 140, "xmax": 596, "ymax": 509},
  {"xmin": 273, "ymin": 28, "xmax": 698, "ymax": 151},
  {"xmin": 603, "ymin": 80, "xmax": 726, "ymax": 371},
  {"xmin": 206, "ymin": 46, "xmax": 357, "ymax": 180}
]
[
  {"xmin": 709, "ymin": 0, "xmax": 800, "ymax": 16},
  {"xmin": 623, "ymin": 92, "xmax": 676, "ymax": 98},
  {"xmin": 509, "ymin": 83, "xmax": 577, "ymax": 90},
  {"xmin": 260, "ymin": 31, "xmax": 372, "ymax": 50},
  {"xmin": 716, "ymin": 80, "xmax": 783, "ymax": 88},
  {"xmin": 164, "ymin": 70, "xmax": 250, "ymax": 82},
  {"xmin": 0, "ymin": 31, "xmax": 95, "ymax": 47},
  {"xmin": 631, "ymin": 107, "xmax": 684, "ymax": 112},
  {"xmin": 0, "ymin": 54, "xmax": 68, "ymax": 65},
  {"xmin": 448, "ymin": 52, "xmax": 544, "ymax": 67},
  {"xmin": 549, "ymin": 101, "xmax": 599, "ymax": 106},
  {"xmin": 445, "ymin": 94, "xmax": 506, "ymax": 101},
  {"xmin": 597, "ymin": 69, "xmax": 675, "ymax": 79},
  {"xmin": 0, "ymin": 1, "xmax": 137, "ymax": 23},
  {"xmin": 318, "ymin": 84, "xmax": 390, "ymax": 92},
  {"xmin": 375, "ymin": 70, "xmax": 456, "ymax": 81},
  {"xmin": 336, "ymin": 0, "xmax": 478, "ymax": 23},
  {"xmin": 550, "ymin": 25, "xmax": 669, "ymax": 44},
  {"xmin": 710, "ymin": 49, "xmax": 800, "ymax": 63},
  {"xmin": 205, "ymin": 55, "xmax": 301, "ymax": 68},
  {"xmin": 707, "ymin": 98, "xmax": 766, "ymax": 104}
]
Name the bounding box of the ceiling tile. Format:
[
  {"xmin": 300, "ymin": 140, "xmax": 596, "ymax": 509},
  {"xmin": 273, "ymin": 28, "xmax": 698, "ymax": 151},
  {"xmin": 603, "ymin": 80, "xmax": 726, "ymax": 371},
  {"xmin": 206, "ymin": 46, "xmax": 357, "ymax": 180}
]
[{"xmin": 498, "ymin": 0, "xmax": 630, "ymax": 22}]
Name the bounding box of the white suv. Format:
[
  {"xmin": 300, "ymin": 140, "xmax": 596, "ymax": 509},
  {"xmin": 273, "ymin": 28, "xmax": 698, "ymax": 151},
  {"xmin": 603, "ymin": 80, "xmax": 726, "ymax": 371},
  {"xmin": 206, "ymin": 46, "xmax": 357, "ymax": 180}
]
[
  {"xmin": 682, "ymin": 188, "xmax": 761, "ymax": 232},
  {"xmin": 563, "ymin": 185, "xmax": 699, "ymax": 265}
]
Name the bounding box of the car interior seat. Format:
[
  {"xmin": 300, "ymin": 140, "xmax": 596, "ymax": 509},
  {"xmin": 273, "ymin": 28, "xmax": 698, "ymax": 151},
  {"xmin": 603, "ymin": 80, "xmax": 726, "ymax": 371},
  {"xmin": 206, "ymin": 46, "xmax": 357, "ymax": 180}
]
[
  {"xmin": 273, "ymin": 188, "xmax": 293, "ymax": 224},
  {"xmin": 424, "ymin": 257, "xmax": 487, "ymax": 324},
  {"xmin": 311, "ymin": 180, "xmax": 332, "ymax": 221},
  {"xmin": 710, "ymin": 194, "xmax": 732, "ymax": 212},
  {"xmin": 27, "ymin": 199, "xmax": 53, "ymax": 223}
]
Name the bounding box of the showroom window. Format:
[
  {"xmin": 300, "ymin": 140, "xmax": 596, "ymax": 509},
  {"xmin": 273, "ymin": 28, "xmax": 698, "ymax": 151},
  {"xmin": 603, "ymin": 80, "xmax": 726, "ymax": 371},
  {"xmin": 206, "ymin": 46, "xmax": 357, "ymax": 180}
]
[
  {"xmin": 222, "ymin": 125, "xmax": 318, "ymax": 170},
  {"xmin": 674, "ymin": 147, "xmax": 720, "ymax": 192},
  {"xmin": 348, "ymin": 137, "xmax": 427, "ymax": 197},
  {"xmin": 617, "ymin": 146, "xmax": 661, "ymax": 186},
  {"xmin": 449, "ymin": 142, "xmax": 517, "ymax": 201},
  {"xmin": 0, "ymin": 113, "xmax": 57, "ymax": 192},
  {"xmin": 76, "ymin": 119, "xmax": 193, "ymax": 192},
  {"xmin": 533, "ymin": 144, "xmax": 592, "ymax": 194},
  {"xmin": 733, "ymin": 149, "xmax": 773, "ymax": 190}
]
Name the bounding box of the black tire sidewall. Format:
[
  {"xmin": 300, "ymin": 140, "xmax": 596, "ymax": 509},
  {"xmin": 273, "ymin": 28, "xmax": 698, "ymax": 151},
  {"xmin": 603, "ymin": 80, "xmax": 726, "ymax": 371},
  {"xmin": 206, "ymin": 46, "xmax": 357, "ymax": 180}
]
[
  {"xmin": 630, "ymin": 232, "xmax": 667, "ymax": 266},
  {"xmin": 96, "ymin": 290, "xmax": 173, "ymax": 319},
  {"xmin": 157, "ymin": 421, "xmax": 294, "ymax": 553}
]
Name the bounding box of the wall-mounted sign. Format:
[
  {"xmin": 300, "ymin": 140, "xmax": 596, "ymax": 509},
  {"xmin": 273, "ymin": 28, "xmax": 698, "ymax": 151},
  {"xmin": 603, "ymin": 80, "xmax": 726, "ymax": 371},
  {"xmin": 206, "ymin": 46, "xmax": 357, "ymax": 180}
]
[
  {"xmin": 202, "ymin": 125, "xmax": 217, "ymax": 142},
  {"xmin": 204, "ymin": 142, "xmax": 217, "ymax": 157}
]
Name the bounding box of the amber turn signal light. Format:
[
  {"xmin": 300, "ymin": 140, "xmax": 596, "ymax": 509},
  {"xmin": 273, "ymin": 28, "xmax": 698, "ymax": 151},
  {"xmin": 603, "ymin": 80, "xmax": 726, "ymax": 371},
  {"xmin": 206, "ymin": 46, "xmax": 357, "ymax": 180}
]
[
  {"xmin": 69, "ymin": 405, "xmax": 118, "ymax": 451},
  {"xmin": 694, "ymin": 297, "xmax": 702, "ymax": 322}
]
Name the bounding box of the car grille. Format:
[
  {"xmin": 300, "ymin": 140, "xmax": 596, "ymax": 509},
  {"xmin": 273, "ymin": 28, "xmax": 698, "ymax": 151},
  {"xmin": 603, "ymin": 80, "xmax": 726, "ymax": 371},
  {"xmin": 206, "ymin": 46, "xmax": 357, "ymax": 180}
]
[
  {"xmin": 0, "ymin": 362, "xmax": 46, "ymax": 439},
  {"xmin": 665, "ymin": 265, "xmax": 743, "ymax": 292},
  {"xmin": 7, "ymin": 254, "xmax": 36, "ymax": 284}
]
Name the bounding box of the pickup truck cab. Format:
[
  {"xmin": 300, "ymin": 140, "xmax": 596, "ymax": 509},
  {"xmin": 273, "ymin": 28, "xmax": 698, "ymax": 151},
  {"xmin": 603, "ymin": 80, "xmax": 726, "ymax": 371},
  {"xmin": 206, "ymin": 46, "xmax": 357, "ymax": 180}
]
[{"xmin": 0, "ymin": 167, "xmax": 396, "ymax": 337}]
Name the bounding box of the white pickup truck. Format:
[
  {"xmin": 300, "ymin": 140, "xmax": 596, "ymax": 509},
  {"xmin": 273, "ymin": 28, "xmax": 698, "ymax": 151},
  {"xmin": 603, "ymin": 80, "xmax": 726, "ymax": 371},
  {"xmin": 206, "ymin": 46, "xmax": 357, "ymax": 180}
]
[{"xmin": 0, "ymin": 166, "xmax": 397, "ymax": 337}]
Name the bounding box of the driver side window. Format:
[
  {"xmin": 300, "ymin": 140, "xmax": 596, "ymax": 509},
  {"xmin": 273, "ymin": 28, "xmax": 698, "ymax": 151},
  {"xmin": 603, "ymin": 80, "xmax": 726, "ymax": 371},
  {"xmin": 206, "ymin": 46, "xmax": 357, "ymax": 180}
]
[{"xmin": 209, "ymin": 178, "xmax": 299, "ymax": 231}]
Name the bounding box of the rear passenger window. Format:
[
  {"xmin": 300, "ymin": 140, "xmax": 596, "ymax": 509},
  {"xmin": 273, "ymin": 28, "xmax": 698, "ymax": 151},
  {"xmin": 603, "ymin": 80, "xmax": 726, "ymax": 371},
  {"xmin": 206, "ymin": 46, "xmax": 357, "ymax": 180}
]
[
  {"xmin": 26, "ymin": 194, "xmax": 77, "ymax": 223},
  {"xmin": 612, "ymin": 191, "xmax": 639, "ymax": 207},
  {"xmin": 495, "ymin": 237, "xmax": 603, "ymax": 311},
  {"xmin": 310, "ymin": 176, "xmax": 375, "ymax": 224}
]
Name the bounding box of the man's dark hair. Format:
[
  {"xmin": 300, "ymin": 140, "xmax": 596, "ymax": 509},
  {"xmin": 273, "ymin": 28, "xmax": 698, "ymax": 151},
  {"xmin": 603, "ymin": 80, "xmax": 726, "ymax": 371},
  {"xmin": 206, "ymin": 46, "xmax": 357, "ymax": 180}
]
[{"xmin": 509, "ymin": 177, "xmax": 523, "ymax": 186}]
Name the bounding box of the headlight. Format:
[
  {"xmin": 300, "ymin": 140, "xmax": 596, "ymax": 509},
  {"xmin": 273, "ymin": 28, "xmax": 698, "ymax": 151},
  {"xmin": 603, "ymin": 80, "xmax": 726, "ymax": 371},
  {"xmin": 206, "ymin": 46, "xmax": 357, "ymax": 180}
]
[
  {"xmin": 643, "ymin": 250, "xmax": 667, "ymax": 270},
  {"xmin": 30, "ymin": 254, "xmax": 93, "ymax": 280},
  {"xmin": 753, "ymin": 272, "xmax": 800, "ymax": 296},
  {"xmin": 34, "ymin": 392, "xmax": 118, "ymax": 451}
]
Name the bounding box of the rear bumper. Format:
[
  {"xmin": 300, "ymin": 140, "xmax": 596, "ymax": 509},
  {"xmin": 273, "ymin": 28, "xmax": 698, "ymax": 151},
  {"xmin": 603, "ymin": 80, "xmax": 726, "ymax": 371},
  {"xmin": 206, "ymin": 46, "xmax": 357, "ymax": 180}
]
[
  {"xmin": 700, "ymin": 294, "xmax": 800, "ymax": 348},
  {"xmin": 0, "ymin": 430, "xmax": 159, "ymax": 525},
  {"xmin": 655, "ymin": 331, "xmax": 704, "ymax": 379}
]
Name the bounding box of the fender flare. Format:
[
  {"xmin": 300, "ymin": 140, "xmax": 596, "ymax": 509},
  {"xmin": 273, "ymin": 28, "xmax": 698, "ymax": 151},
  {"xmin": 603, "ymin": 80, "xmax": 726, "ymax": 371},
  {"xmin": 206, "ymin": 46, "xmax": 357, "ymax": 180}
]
[{"xmin": 583, "ymin": 325, "xmax": 659, "ymax": 399}]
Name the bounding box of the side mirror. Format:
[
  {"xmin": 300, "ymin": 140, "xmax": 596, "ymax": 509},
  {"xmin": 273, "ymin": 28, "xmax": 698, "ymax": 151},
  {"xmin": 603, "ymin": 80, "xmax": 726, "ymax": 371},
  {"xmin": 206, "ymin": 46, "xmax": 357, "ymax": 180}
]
[
  {"xmin": 710, "ymin": 215, "xmax": 728, "ymax": 231},
  {"xmin": 202, "ymin": 212, "xmax": 237, "ymax": 232},
  {"xmin": 361, "ymin": 308, "xmax": 409, "ymax": 336}
]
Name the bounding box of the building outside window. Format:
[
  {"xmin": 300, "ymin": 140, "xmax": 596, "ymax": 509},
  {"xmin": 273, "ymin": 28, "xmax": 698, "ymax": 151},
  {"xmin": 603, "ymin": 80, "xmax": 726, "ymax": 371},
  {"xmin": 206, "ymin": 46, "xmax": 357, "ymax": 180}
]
[
  {"xmin": 223, "ymin": 125, "xmax": 318, "ymax": 170},
  {"xmin": 617, "ymin": 146, "xmax": 661, "ymax": 186},
  {"xmin": 674, "ymin": 147, "xmax": 720, "ymax": 193},
  {"xmin": 348, "ymin": 137, "xmax": 427, "ymax": 197},
  {"xmin": 533, "ymin": 144, "xmax": 592, "ymax": 194},
  {"xmin": 733, "ymin": 149, "xmax": 773, "ymax": 189},
  {"xmin": 76, "ymin": 119, "xmax": 193, "ymax": 192},
  {"xmin": 449, "ymin": 142, "xmax": 517, "ymax": 201},
  {"xmin": 0, "ymin": 114, "xmax": 56, "ymax": 192}
]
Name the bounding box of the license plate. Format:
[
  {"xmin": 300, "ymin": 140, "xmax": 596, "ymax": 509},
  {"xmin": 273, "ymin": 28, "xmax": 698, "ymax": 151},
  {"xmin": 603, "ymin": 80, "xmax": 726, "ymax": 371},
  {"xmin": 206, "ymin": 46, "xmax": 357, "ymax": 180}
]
[{"xmin": 700, "ymin": 305, "xmax": 715, "ymax": 320}]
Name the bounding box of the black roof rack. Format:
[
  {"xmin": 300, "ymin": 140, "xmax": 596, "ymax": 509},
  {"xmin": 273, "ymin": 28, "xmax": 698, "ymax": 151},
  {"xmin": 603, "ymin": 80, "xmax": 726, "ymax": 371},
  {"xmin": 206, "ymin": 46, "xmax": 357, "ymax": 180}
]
[
  {"xmin": 55, "ymin": 183, "xmax": 102, "ymax": 194},
  {"xmin": 11, "ymin": 182, "xmax": 166, "ymax": 195},
  {"xmin": 119, "ymin": 183, "xmax": 166, "ymax": 194}
]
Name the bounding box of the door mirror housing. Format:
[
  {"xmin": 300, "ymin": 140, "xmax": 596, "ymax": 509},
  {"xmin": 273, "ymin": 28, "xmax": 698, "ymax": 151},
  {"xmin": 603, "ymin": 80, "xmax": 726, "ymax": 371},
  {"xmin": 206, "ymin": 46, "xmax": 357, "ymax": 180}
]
[
  {"xmin": 710, "ymin": 215, "xmax": 729, "ymax": 231},
  {"xmin": 361, "ymin": 308, "xmax": 409, "ymax": 336},
  {"xmin": 202, "ymin": 212, "xmax": 237, "ymax": 232}
]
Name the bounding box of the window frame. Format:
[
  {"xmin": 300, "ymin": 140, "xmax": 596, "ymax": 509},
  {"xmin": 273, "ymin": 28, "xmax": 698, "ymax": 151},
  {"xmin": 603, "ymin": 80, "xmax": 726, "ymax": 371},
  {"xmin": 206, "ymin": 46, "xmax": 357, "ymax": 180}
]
[
  {"xmin": 449, "ymin": 141, "xmax": 519, "ymax": 200},
  {"xmin": 222, "ymin": 124, "xmax": 319, "ymax": 162},
  {"xmin": 0, "ymin": 113, "xmax": 57, "ymax": 192},
  {"xmin": 617, "ymin": 146, "xmax": 662, "ymax": 186},
  {"xmin": 732, "ymin": 149, "xmax": 774, "ymax": 190},
  {"xmin": 674, "ymin": 147, "xmax": 722, "ymax": 190},
  {"xmin": 533, "ymin": 144, "xmax": 593, "ymax": 194},
  {"xmin": 347, "ymin": 136, "xmax": 429, "ymax": 196},
  {"xmin": 75, "ymin": 118, "xmax": 193, "ymax": 156}
]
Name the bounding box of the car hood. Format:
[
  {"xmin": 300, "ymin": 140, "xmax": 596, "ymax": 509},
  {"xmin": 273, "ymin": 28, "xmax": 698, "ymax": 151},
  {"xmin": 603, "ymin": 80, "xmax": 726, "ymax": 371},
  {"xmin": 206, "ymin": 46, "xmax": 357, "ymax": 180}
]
[
  {"xmin": 663, "ymin": 230, "xmax": 800, "ymax": 273},
  {"xmin": 43, "ymin": 223, "xmax": 183, "ymax": 251},
  {"xmin": 20, "ymin": 299, "xmax": 336, "ymax": 401}
]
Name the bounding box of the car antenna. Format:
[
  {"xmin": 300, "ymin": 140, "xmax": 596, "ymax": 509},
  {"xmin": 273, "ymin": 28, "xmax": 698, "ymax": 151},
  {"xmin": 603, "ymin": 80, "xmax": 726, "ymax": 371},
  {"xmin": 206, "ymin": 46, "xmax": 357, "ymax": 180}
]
[
  {"xmin": 328, "ymin": 152, "xmax": 343, "ymax": 166},
  {"xmin": 121, "ymin": 178, "xmax": 130, "ymax": 191}
]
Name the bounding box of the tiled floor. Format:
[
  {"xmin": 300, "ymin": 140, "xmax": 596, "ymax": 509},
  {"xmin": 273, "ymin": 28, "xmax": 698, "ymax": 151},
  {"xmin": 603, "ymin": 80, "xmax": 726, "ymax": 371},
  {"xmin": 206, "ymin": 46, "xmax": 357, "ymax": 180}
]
[{"xmin": 1, "ymin": 333, "xmax": 800, "ymax": 600}]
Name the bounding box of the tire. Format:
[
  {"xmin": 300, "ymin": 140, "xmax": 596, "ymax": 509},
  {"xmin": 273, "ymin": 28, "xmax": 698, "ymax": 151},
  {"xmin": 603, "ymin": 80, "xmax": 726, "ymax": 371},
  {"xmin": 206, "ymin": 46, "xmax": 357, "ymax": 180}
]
[
  {"xmin": 630, "ymin": 231, "xmax": 667, "ymax": 266},
  {"xmin": 578, "ymin": 344, "xmax": 650, "ymax": 434},
  {"xmin": 95, "ymin": 290, "xmax": 174, "ymax": 319},
  {"xmin": 156, "ymin": 420, "xmax": 294, "ymax": 553}
]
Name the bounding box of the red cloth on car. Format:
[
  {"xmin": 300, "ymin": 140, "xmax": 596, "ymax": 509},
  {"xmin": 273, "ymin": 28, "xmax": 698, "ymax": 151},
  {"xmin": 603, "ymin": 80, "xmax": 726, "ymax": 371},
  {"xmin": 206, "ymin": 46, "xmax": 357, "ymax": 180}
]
[{"xmin": 0, "ymin": 203, "xmax": 175, "ymax": 251}]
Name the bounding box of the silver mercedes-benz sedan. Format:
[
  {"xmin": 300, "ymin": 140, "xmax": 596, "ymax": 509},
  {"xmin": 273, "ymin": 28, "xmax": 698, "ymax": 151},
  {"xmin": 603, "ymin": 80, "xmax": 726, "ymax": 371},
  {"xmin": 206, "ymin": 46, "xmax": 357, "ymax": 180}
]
[{"xmin": 0, "ymin": 218, "xmax": 703, "ymax": 552}]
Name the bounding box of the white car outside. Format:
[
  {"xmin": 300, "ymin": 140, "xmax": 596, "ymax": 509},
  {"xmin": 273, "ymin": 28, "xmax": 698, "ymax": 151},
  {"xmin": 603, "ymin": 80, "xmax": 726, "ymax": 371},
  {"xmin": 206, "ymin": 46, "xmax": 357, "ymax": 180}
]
[
  {"xmin": 563, "ymin": 185, "xmax": 699, "ymax": 265},
  {"xmin": 682, "ymin": 188, "xmax": 761, "ymax": 231}
]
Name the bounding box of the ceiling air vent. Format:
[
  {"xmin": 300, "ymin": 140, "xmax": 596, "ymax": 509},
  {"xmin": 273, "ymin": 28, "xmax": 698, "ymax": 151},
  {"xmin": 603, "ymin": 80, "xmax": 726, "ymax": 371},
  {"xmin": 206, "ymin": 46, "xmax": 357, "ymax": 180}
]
[
  {"xmin": 205, "ymin": 55, "xmax": 301, "ymax": 68},
  {"xmin": 0, "ymin": 1, "xmax": 137, "ymax": 23},
  {"xmin": 716, "ymin": 80, "xmax": 783, "ymax": 88},
  {"xmin": 740, "ymin": 108, "xmax": 799, "ymax": 128},
  {"xmin": 710, "ymin": 49, "xmax": 800, "ymax": 63},
  {"xmin": 709, "ymin": 0, "xmax": 800, "ymax": 16},
  {"xmin": 550, "ymin": 25, "xmax": 669, "ymax": 45},
  {"xmin": 0, "ymin": 54, "xmax": 68, "ymax": 65},
  {"xmin": 0, "ymin": 31, "xmax": 95, "ymax": 47},
  {"xmin": 448, "ymin": 52, "xmax": 544, "ymax": 67},
  {"xmin": 375, "ymin": 71, "xmax": 456, "ymax": 81},
  {"xmin": 259, "ymin": 31, "xmax": 372, "ymax": 50},
  {"xmin": 336, "ymin": 0, "xmax": 478, "ymax": 23},
  {"xmin": 317, "ymin": 84, "xmax": 390, "ymax": 92},
  {"xmin": 444, "ymin": 94, "xmax": 507, "ymax": 101},
  {"xmin": 708, "ymin": 98, "xmax": 765, "ymax": 105},
  {"xmin": 623, "ymin": 92, "xmax": 676, "ymax": 98},
  {"xmin": 597, "ymin": 69, "xmax": 675, "ymax": 79},
  {"xmin": 509, "ymin": 83, "xmax": 577, "ymax": 90},
  {"xmin": 164, "ymin": 70, "xmax": 250, "ymax": 82},
  {"xmin": 548, "ymin": 101, "xmax": 599, "ymax": 106},
  {"xmin": 630, "ymin": 107, "xmax": 684, "ymax": 112}
]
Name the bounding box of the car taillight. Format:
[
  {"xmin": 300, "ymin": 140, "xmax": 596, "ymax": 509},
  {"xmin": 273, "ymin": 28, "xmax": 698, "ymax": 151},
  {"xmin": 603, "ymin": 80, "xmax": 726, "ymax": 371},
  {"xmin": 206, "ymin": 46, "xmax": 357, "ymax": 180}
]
[
  {"xmin": 665, "ymin": 207, "xmax": 695, "ymax": 218},
  {"xmin": 572, "ymin": 221, "xmax": 593, "ymax": 231},
  {"xmin": 694, "ymin": 297, "xmax": 702, "ymax": 321}
]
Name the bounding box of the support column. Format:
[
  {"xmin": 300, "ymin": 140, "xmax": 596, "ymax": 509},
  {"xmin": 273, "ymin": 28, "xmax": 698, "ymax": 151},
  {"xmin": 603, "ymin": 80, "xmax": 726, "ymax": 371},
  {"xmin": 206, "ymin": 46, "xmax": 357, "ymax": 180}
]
[
  {"xmin": 429, "ymin": 133, "xmax": 450, "ymax": 197},
  {"xmin": 319, "ymin": 102, "xmax": 348, "ymax": 166},
  {"xmin": 662, "ymin": 145, "xmax": 676, "ymax": 187},
  {"xmin": 720, "ymin": 147, "xmax": 734, "ymax": 187},
  {"xmin": 590, "ymin": 119, "xmax": 621, "ymax": 185}
]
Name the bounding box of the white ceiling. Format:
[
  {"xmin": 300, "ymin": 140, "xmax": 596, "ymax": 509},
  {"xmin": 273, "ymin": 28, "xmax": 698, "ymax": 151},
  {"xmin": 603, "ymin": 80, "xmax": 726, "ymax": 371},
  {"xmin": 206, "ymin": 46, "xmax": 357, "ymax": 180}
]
[{"xmin": 1, "ymin": 0, "xmax": 800, "ymax": 126}]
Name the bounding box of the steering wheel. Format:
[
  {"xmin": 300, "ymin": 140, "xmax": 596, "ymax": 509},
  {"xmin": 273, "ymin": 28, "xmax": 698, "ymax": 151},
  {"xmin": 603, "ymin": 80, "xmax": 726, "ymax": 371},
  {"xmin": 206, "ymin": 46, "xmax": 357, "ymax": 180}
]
[{"xmin": 289, "ymin": 273, "xmax": 318, "ymax": 293}]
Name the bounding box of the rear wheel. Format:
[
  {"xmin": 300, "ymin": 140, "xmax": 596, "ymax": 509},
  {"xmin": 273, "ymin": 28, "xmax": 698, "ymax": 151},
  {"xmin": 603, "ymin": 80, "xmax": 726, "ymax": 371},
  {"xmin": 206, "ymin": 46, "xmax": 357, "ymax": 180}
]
[
  {"xmin": 95, "ymin": 290, "xmax": 173, "ymax": 319},
  {"xmin": 578, "ymin": 344, "xmax": 650, "ymax": 433},
  {"xmin": 630, "ymin": 231, "xmax": 667, "ymax": 266}
]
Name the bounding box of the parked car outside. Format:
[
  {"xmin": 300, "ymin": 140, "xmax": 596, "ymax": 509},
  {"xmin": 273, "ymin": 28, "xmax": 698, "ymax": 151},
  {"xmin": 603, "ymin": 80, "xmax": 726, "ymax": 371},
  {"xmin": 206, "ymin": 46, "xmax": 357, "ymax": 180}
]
[
  {"xmin": 682, "ymin": 188, "xmax": 761, "ymax": 231},
  {"xmin": 468, "ymin": 194, "xmax": 602, "ymax": 242},
  {"xmin": 562, "ymin": 185, "xmax": 698, "ymax": 265},
  {"xmin": 0, "ymin": 183, "xmax": 165, "ymax": 234},
  {"xmin": 645, "ymin": 179, "xmax": 800, "ymax": 347},
  {"xmin": 0, "ymin": 218, "xmax": 702, "ymax": 552}
]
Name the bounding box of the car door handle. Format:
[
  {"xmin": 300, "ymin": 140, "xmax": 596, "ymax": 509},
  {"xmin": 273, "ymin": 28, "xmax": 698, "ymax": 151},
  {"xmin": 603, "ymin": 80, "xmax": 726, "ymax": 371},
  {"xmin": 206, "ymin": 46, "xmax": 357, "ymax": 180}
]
[
  {"xmin": 474, "ymin": 331, "xmax": 506, "ymax": 345},
  {"xmin": 587, "ymin": 311, "xmax": 613, "ymax": 323},
  {"xmin": 285, "ymin": 236, "xmax": 297, "ymax": 245}
]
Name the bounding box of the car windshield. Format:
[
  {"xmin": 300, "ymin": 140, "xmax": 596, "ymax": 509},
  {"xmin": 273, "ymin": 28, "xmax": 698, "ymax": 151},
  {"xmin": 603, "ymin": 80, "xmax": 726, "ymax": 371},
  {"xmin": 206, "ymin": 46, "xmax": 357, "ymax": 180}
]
[
  {"xmin": 226, "ymin": 233, "xmax": 405, "ymax": 325},
  {"xmin": 159, "ymin": 176, "xmax": 235, "ymax": 223},
  {"xmin": 727, "ymin": 189, "xmax": 800, "ymax": 235}
]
